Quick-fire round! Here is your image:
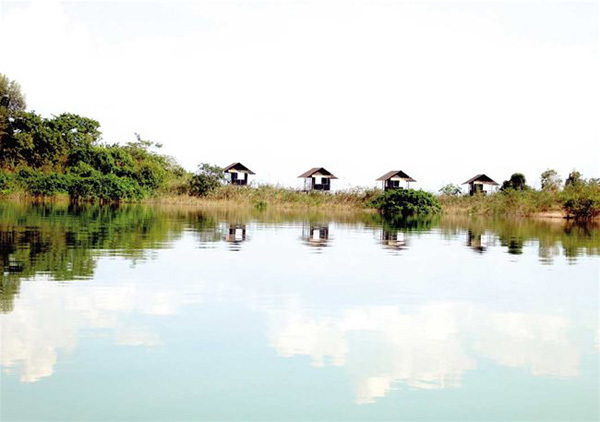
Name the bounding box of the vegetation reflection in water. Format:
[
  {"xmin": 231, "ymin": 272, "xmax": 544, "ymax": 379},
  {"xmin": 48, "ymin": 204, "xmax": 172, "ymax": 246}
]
[{"xmin": 0, "ymin": 202, "xmax": 598, "ymax": 421}]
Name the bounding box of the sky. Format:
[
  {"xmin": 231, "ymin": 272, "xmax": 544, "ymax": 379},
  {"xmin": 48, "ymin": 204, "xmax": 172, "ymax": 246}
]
[{"xmin": 1, "ymin": 0, "xmax": 598, "ymax": 191}]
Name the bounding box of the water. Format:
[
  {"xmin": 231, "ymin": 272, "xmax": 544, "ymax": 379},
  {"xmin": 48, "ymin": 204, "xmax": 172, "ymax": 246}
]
[{"xmin": 1, "ymin": 203, "xmax": 598, "ymax": 421}]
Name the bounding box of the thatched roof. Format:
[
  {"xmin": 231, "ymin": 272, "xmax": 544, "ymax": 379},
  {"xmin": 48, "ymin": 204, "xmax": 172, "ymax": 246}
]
[
  {"xmin": 223, "ymin": 162, "xmax": 255, "ymax": 174},
  {"xmin": 298, "ymin": 167, "xmax": 337, "ymax": 179},
  {"xmin": 376, "ymin": 170, "xmax": 416, "ymax": 182},
  {"xmin": 462, "ymin": 174, "xmax": 499, "ymax": 185}
]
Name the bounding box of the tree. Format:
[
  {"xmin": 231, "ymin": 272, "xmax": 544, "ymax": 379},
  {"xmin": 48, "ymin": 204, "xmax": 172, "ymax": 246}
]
[
  {"xmin": 438, "ymin": 183, "xmax": 462, "ymax": 196},
  {"xmin": 501, "ymin": 173, "xmax": 528, "ymax": 191},
  {"xmin": 540, "ymin": 169, "xmax": 562, "ymax": 192},
  {"xmin": 0, "ymin": 74, "xmax": 26, "ymax": 113},
  {"xmin": 0, "ymin": 74, "xmax": 27, "ymax": 143},
  {"xmin": 189, "ymin": 163, "xmax": 224, "ymax": 196},
  {"xmin": 565, "ymin": 170, "xmax": 583, "ymax": 188}
]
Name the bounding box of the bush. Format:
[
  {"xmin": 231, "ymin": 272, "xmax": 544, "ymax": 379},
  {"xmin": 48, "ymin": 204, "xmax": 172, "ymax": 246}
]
[
  {"xmin": 371, "ymin": 189, "xmax": 442, "ymax": 218},
  {"xmin": 0, "ymin": 171, "xmax": 14, "ymax": 193},
  {"xmin": 189, "ymin": 163, "xmax": 224, "ymax": 197},
  {"xmin": 23, "ymin": 173, "xmax": 70, "ymax": 197},
  {"xmin": 68, "ymin": 174, "xmax": 145, "ymax": 202},
  {"xmin": 561, "ymin": 183, "xmax": 600, "ymax": 221}
]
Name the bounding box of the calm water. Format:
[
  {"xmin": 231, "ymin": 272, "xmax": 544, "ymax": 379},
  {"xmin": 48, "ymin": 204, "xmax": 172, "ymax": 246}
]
[{"xmin": 1, "ymin": 203, "xmax": 599, "ymax": 421}]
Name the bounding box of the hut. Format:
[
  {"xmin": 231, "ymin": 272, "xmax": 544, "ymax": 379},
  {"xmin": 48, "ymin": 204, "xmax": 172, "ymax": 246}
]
[
  {"xmin": 376, "ymin": 170, "xmax": 416, "ymax": 190},
  {"xmin": 298, "ymin": 167, "xmax": 337, "ymax": 191},
  {"xmin": 223, "ymin": 162, "xmax": 255, "ymax": 186},
  {"xmin": 462, "ymin": 174, "xmax": 499, "ymax": 195}
]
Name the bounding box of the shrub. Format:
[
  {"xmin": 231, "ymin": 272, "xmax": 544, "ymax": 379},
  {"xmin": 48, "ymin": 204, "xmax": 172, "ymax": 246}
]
[
  {"xmin": 561, "ymin": 183, "xmax": 600, "ymax": 221},
  {"xmin": 68, "ymin": 174, "xmax": 145, "ymax": 202},
  {"xmin": 23, "ymin": 173, "xmax": 70, "ymax": 197},
  {"xmin": 371, "ymin": 189, "xmax": 442, "ymax": 218},
  {"xmin": 189, "ymin": 163, "xmax": 224, "ymax": 197},
  {"xmin": 0, "ymin": 171, "xmax": 14, "ymax": 193}
]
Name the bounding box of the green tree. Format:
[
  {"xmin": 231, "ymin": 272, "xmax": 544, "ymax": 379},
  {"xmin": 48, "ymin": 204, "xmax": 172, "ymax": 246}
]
[
  {"xmin": 0, "ymin": 74, "xmax": 26, "ymax": 112},
  {"xmin": 0, "ymin": 74, "xmax": 27, "ymax": 151},
  {"xmin": 189, "ymin": 163, "xmax": 224, "ymax": 196},
  {"xmin": 565, "ymin": 170, "xmax": 583, "ymax": 188},
  {"xmin": 438, "ymin": 184, "xmax": 462, "ymax": 196},
  {"xmin": 540, "ymin": 169, "xmax": 562, "ymax": 192},
  {"xmin": 501, "ymin": 173, "xmax": 528, "ymax": 191}
]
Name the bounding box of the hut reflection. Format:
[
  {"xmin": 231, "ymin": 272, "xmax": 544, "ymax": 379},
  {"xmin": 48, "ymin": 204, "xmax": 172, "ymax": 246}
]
[
  {"xmin": 224, "ymin": 224, "xmax": 247, "ymax": 251},
  {"xmin": 467, "ymin": 230, "xmax": 486, "ymax": 253},
  {"xmin": 381, "ymin": 228, "xmax": 408, "ymax": 251},
  {"xmin": 466, "ymin": 230, "xmax": 496, "ymax": 253},
  {"xmin": 302, "ymin": 224, "xmax": 330, "ymax": 250}
]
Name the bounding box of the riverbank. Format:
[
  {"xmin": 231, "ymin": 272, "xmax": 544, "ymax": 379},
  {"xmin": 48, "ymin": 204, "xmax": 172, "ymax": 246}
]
[{"xmin": 2, "ymin": 184, "xmax": 599, "ymax": 221}]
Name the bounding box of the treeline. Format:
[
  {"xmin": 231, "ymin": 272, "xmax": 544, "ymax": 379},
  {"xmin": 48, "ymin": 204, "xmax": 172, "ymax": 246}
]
[
  {"xmin": 439, "ymin": 170, "xmax": 600, "ymax": 220},
  {"xmin": 1, "ymin": 74, "xmax": 190, "ymax": 201}
]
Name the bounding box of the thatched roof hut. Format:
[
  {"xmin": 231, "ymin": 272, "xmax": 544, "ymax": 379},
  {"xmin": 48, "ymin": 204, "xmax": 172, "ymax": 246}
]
[
  {"xmin": 462, "ymin": 174, "xmax": 499, "ymax": 195},
  {"xmin": 298, "ymin": 167, "xmax": 337, "ymax": 191},
  {"xmin": 376, "ymin": 170, "xmax": 416, "ymax": 190},
  {"xmin": 223, "ymin": 162, "xmax": 255, "ymax": 185}
]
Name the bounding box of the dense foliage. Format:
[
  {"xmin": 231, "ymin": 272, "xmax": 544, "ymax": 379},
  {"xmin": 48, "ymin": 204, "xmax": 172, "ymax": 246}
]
[
  {"xmin": 561, "ymin": 179, "xmax": 600, "ymax": 221},
  {"xmin": 189, "ymin": 163, "xmax": 225, "ymax": 196},
  {"xmin": 0, "ymin": 73, "xmax": 190, "ymax": 202},
  {"xmin": 371, "ymin": 188, "xmax": 442, "ymax": 218},
  {"xmin": 501, "ymin": 173, "xmax": 528, "ymax": 191}
]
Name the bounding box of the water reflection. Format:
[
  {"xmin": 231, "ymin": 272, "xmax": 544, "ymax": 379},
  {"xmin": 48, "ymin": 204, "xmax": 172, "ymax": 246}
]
[
  {"xmin": 0, "ymin": 203, "xmax": 599, "ymax": 420},
  {"xmin": 466, "ymin": 230, "xmax": 496, "ymax": 253},
  {"xmin": 268, "ymin": 304, "xmax": 583, "ymax": 404},
  {"xmin": 224, "ymin": 224, "xmax": 247, "ymax": 251},
  {"xmin": 301, "ymin": 223, "xmax": 330, "ymax": 250},
  {"xmin": 381, "ymin": 228, "xmax": 408, "ymax": 251}
]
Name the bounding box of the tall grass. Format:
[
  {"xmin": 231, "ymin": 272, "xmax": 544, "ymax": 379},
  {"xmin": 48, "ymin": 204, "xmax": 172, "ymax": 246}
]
[{"xmin": 153, "ymin": 184, "xmax": 382, "ymax": 210}]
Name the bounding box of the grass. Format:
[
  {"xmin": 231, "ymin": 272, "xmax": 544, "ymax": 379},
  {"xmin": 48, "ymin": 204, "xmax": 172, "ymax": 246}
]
[
  {"xmin": 439, "ymin": 189, "xmax": 565, "ymax": 218},
  {"xmin": 3, "ymin": 183, "xmax": 599, "ymax": 221},
  {"xmin": 147, "ymin": 184, "xmax": 382, "ymax": 211}
]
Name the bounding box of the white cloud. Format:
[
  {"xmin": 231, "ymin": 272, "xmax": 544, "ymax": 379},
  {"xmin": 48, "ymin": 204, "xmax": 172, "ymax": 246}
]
[{"xmin": 268, "ymin": 303, "xmax": 584, "ymax": 404}]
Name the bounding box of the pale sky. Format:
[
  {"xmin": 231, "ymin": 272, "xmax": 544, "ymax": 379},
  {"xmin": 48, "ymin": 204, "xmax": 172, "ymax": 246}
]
[{"xmin": 1, "ymin": 0, "xmax": 598, "ymax": 191}]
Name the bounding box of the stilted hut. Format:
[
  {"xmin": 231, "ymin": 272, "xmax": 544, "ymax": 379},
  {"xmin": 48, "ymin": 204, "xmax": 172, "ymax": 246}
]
[
  {"xmin": 462, "ymin": 174, "xmax": 499, "ymax": 195},
  {"xmin": 376, "ymin": 170, "xmax": 416, "ymax": 190},
  {"xmin": 223, "ymin": 162, "xmax": 255, "ymax": 186},
  {"xmin": 298, "ymin": 167, "xmax": 337, "ymax": 191}
]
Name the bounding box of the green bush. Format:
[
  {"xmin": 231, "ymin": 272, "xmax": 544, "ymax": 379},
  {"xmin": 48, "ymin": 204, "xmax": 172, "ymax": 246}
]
[
  {"xmin": 68, "ymin": 174, "xmax": 145, "ymax": 202},
  {"xmin": 189, "ymin": 164, "xmax": 224, "ymax": 197},
  {"xmin": 23, "ymin": 173, "xmax": 70, "ymax": 197},
  {"xmin": 371, "ymin": 189, "xmax": 442, "ymax": 218},
  {"xmin": 561, "ymin": 183, "xmax": 600, "ymax": 221},
  {"xmin": 0, "ymin": 171, "xmax": 14, "ymax": 193}
]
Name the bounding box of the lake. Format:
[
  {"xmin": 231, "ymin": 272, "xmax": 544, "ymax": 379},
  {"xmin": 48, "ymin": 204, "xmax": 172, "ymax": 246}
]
[{"xmin": 1, "ymin": 202, "xmax": 598, "ymax": 421}]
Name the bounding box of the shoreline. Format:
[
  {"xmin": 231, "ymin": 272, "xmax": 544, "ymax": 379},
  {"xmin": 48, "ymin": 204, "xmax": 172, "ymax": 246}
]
[{"xmin": 2, "ymin": 193, "xmax": 595, "ymax": 222}]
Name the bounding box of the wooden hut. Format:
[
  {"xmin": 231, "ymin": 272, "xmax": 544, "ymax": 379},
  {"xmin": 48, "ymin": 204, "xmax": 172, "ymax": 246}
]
[
  {"xmin": 376, "ymin": 170, "xmax": 416, "ymax": 190},
  {"xmin": 298, "ymin": 167, "xmax": 337, "ymax": 191},
  {"xmin": 223, "ymin": 162, "xmax": 255, "ymax": 186},
  {"xmin": 462, "ymin": 174, "xmax": 499, "ymax": 195}
]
